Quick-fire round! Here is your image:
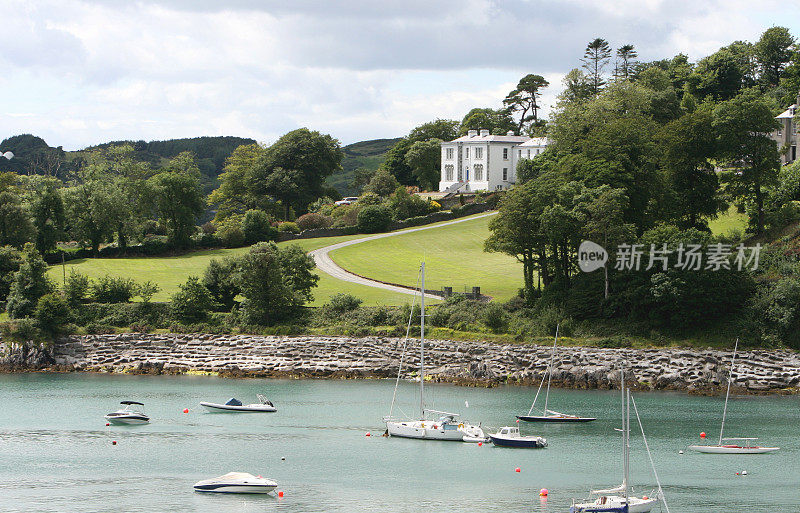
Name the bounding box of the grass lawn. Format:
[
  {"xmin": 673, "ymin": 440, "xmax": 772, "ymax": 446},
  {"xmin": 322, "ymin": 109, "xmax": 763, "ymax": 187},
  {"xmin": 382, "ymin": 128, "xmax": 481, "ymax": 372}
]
[
  {"xmin": 709, "ymin": 206, "xmax": 748, "ymax": 236},
  {"xmin": 329, "ymin": 214, "xmax": 523, "ymax": 301},
  {"xmin": 45, "ymin": 234, "xmax": 417, "ymax": 306}
]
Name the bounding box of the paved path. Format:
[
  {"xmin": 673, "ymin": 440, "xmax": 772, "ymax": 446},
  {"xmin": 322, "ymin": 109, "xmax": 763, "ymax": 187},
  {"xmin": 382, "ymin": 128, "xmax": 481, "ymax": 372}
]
[{"xmin": 309, "ymin": 212, "xmax": 498, "ymax": 300}]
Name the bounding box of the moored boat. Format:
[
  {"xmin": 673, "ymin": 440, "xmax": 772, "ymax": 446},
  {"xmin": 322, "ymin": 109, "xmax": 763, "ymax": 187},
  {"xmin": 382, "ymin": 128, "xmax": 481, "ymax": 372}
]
[
  {"xmin": 488, "ymin": 426, "xmax": 547, "ymax": 448},
  {"xmin": 104, "ymin": 401, "xmax": 150, "ymax": 425},
  {"xmin": 193, "ymin": 472, "xmax": 277, "ymax": 494},
  {"xmin": 200, "ymin": 395, "xmax": 277, "ymax": 413}
]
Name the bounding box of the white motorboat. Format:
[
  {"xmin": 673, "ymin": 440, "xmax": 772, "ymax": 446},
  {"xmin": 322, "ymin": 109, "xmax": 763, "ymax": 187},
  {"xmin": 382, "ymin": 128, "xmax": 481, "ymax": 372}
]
[
  {"xmin": 104, "ymin": 401, "xmax": 150, "ymax": 425},
  {"xmin": 688, "ymin": 339, "xmax": 779, "ymax": 455},
  {"xmin": 517, "ymin": 325, "xmax": 596, "ymax": 424},
  {"xmin": 193, "ymin": 472, "xmax": 277, "ymax": 494},
  {"xmin": 571, "ymin": 370, "xmax": 666, "ymax": 513},
  {"xmin": 200, "ymin": 395, "xmax": 277, "ymax": 413},
  {"xmin": 384, "ymin": 263, "xmax": 486, "ymax": 442},
  {"xmin": 488, "ymin": 426, "xmax": 547, "ymax": 448}
]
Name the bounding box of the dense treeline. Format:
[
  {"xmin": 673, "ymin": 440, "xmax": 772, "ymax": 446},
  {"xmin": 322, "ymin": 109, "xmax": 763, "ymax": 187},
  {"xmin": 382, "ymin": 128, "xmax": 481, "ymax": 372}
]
[{"xmin": 486, "ymin": 28, "xmax": 800, "ymax": 347}]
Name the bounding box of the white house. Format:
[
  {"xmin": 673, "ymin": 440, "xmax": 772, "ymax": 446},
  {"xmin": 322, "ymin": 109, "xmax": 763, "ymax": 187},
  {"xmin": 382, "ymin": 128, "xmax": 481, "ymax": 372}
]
[
  {"xmin": 438, "ymin": 129, "xmax": 549, "ymax": 192},
  {"xmin": 771, "ymin": 91, "xmax": 800, "ymax": 165}
]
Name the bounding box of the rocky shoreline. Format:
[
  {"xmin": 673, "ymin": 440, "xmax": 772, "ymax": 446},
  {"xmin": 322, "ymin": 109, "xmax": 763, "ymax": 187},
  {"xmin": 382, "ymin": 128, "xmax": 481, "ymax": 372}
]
[{"xmin": 2, "ymin": 334, "xmax": 799, "ymax": 394}]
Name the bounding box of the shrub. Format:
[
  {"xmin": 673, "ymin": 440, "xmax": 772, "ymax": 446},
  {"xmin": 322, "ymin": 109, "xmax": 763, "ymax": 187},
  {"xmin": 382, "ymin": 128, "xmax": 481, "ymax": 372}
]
[
  {"xmin": 242, "ymin": 209, "xmax": 278, "ymax": 244},
  {"xmin": 200, "ymin": 221, "xmax": 216, "ymax": 234},
  {"xmin": 388, "ymin": 187, "xmax": 430, "ymax": 220},
  {"xmin": 64, "ymin": 270, "xmax": 90, "ymax": 305},
  {"xmin": 0, "ymin": 318, "xmax": 42, "ymax": 343},
  {"xmin": 483, "ymin": 303, "xmax": 508, "ymax": 333},
  {"xmin": 0, "ymin": 245, "xmax": 23, "ymax": 303},
  {"xmin": 356, "ymin": 193, "xmax": 382, "ymax": 206},
  {"xmin": 6, "ymin": 244, "xmax": 54, "ymax": 319},
  {"xmin": 332, "ymin": 204, "xmax": 361, "ymax": 227},
  {"xmin": 91, "ymin": 276, "xmax": 138, "ymax": 303},
  {"xmin": 295, "ymin": 212, "xmax": 333, "ymax": 231},
  {"xmin": 357, "ymin": 205, "xmax": 392, "ymax": 233},
  {"xmin": 364, "ymin": 168, "xmax": 401, "ymax": 197},
  {"xmin": 170, "ymin": 276, "xmax": 215, "ymax": 324},
  {"xmin": 277, "ymin": 222, "xmax": 300, "ymax": 234},
  {"xmin": 203, "ymin": 257, "xmax": 240, "ymax": 310},
  {"xmin": 137, "ymin": 281, "xmax": 160, "ymax": 303},
  {"xmin": 216, "ymin": 217, "xmax": 246, "ymax": 248},
  {"xmin": 326, "ymin": 293, "xmax": 363, "ymax": 314},
  {"xmin": 34, "ymin": 292, "xmax": 72, "ymax": 338}
]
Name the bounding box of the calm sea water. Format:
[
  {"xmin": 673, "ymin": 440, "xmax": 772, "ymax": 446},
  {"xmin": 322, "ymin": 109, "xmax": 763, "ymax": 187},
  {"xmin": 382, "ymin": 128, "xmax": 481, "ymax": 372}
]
[{"xmin": 0, "ymin": 373, "xmax": 797, "ymax": 512}]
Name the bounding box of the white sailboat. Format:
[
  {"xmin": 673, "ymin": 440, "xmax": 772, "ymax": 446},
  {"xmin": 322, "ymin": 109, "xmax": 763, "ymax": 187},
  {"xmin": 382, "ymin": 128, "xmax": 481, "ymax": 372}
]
[
  {"xmin": 384, "ymin": 263, "xmax": 487, "ymax": 442},
  {"xmin": 571, "ymin": 370, "xmax": 666, "ymax": 513},
  {"xmin": 688, "ymin": 339, "xmax": 779, "ymax": 454},
  {"xmin": 517, "ymin": 324, "xmax": 596, "ymax": 423}
]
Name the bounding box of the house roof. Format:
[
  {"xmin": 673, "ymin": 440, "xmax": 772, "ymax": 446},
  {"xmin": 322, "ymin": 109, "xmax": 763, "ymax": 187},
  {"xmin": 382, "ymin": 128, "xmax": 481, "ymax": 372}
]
[
  {"xmin": 518, "ymin": 137, "xmax": 549, "ymax": 147},
  {"xmin": 446, "ymin": 134, "xmax": 530, "ymax": 144},
  {"xmin": 776, "ymin": 105, "xmax": 796, "ymax": 119}
]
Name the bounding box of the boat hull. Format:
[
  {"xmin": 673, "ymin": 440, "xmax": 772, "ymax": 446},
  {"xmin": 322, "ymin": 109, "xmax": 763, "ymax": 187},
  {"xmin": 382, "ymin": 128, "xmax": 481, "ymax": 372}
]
[
  {"xmin": 489, "ymin": 434, "xmax": 547, "ymax": 448},
  {"xmin": 688, "ymin": 445, "xmax": 779, "ymax": 454},
  {"xmin": 193, "ymin": 483, "xmax": 276, "ymax": 494},
  {"xmin": 104, "ymin": 414, "xmax": 150, "ymax": 425},
  {"xmin": 571, "ymin": 496, "xmax": 655, "ymax": 513},
  {"xmin": 200, "ymin": 402, "xmax": 277, "ymax": 413},
  {"xmin": 516, "ymin": 415, "xmax": 596, "ymax": 423},
  {"xmin": 386, "ymin": 421, "xmax": 467, "ymax": 441}
]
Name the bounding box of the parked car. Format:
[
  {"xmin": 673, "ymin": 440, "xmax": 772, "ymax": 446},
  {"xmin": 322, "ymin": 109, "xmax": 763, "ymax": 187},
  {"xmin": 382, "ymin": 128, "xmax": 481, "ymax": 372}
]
[{"xmin": 335, "ymin": 196, "xmax": 359, "ymax": 206}]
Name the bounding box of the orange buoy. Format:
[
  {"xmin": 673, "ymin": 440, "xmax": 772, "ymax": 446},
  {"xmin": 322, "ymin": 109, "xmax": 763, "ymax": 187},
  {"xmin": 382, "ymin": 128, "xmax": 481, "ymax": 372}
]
[
  {"xmin": 183, "ymin": 408, "xmax": 189, "ymax": 414},
  {"xmin": 515, "ymin": 467, "xmax": 521, "ymax": 473},
  {"xmin": 539, "ymin": 488, "xmax": 548, "ymax": 496},
  {"xmin": 700, "ymin": 432, "xmax": 706, "ymax": 439},
  {"xmin": 478, "ymin": 442, "xmax": 483, "ymax": 447},
  {"xmin": 278, "ymin": 491, "xmax": 284, "ymax": 498},
  {"xmin": 642, "ymin": 495, "xmax": 648, "ymax": 500}
]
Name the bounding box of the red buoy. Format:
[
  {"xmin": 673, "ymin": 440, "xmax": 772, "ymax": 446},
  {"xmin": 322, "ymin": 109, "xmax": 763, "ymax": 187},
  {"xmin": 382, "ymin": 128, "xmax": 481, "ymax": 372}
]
[
  {"xmin": 700, "ymin": 432, "xmax": 706, "ymax": 439},
  {"xmin": 183, "ymin": 408, "xmax": 189, "ymax": 414},
  {"xmin": 365, "ymin": 432, "xmax": 371, "ymax": 437},
  {"xmin": 540, "ymin": 488, "xmax": 548, "ymax": 496},
  {"xmin": 105, "ymin": 423, "xmax": 110, "ymax": 426},
  {"xmin": 515, "ymin": 467, "xmax": 521, "ymax": 473},
  {"xmin": 478, "ymin": 442, "xmax": 483, "ymax": 447},
  {"xmin": 516, "ymin": 419, "xmax": 520, "ymax": 423},
  {"xmin": 278, "ymin": 491, "xmax": 284, "ymax": 498},
  {"xmin": 112, "ymin": 440, "xmax": 117, "ymax": 445}
]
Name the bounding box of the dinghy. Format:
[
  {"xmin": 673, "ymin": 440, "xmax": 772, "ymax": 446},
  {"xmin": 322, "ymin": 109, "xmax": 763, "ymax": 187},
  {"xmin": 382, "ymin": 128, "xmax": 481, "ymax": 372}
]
[
  {"xmin": 200, "ymin": 395, "xmax": 277, "ymax": 413},
  {"xmin": 193, "ymin": 472, "xmax": 277, "ymax": 494}
]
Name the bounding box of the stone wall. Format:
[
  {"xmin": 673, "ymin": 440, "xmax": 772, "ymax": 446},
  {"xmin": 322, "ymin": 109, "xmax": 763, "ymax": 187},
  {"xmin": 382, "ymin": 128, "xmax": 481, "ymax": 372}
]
[{"xmin": 4, "ymin": 334, "xmax": 799, "ymax": 393}]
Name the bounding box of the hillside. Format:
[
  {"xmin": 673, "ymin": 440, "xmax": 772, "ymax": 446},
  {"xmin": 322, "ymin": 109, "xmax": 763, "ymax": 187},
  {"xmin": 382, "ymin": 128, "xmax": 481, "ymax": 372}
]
[{"xmin": 327, "ymin": 137, "xmax": 402, "ymax": 196}]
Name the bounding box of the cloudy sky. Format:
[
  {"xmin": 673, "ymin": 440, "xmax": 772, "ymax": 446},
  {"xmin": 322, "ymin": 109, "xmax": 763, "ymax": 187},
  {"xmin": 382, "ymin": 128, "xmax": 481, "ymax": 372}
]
[{"xmin": 1, "ymin": 0, "xmax": 798, "ymax": 150}]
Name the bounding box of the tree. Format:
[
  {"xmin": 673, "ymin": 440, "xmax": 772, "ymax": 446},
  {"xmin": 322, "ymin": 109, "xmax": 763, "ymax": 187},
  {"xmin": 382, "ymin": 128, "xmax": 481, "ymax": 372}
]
[
  {"xmin": 407, "ymin": 119, "xmax": 459, "ymax": 143},
  {"xmin": 34, "ymin": 292, "xmax": 72, "ymax": 338},
  {"xmin": 559, "ymin": 68, "xmax": 594, "ymax": 104},
  {"xmin": 208, "ymin": 143, "xmax": 266, "ymax": 223},
  {"xmin": 351, "ymin": 167, "xmax": 376, "ymax": 194},
  {"xmin": 5, "ymin": 243, "xmax": 54, "ymax": 319},
  {"xmin": 0, "ymin": 245, "xmax": 22, "ymax": 302},
  {"xmin": 379, "ymin": 138, "xmax": 415, "ymax": 185},
  {"xmin": 657, "ymin": 109, "xmax": 723, "ymax": 228},
  {"xmin": 241, "ymin": 209, "xmax": 277, "ymax": 243},
  {"xmin": 364, "ymin": 168, "xmax": 401, "ymax": 197},
  {"xmin": 714, "ymin": 89, "xmax": 781, "ymax": 234},
  {"xmin": 404, "ymin": 139, "xmax": 442, "ymax": 191},
  {"xmin": 203, "ymin": 257, "xmax": 240, "ymax": 310},
  {"xmin": 693, "ymin": 45, "xmax": 754, "ymax": 101},
  {"xmin": 63, "ymin": 180, "xmax": 115, "ymax": 254},
  {"xmin": 458, "ymin": 108, "xmax": 516, "ymax": 135},
  {"xmin": 503, "ymin": 74, "xmax": 550, "ymax": 132},
  {"xmin": 263, "ymin": 167, "xmax": 302, "ymax": 220},
  {"xmin": 170, "ymin": 276, "xmax": 215, "ymax": 324},
  {"xmin": 582, "ymin": 38, "xmax": 612, "ymax": 95},
  {"xmin": 616, "ymin": 44, "xmax": 638, "ymax": 80},
  {"xmin": 755, "ymin": 26, "xmax": 796, "ymax": 87},
  {"xmin": 237, "ymin": 242, "xmax": 318, "ymax": 325},
  {"xmin": 0, "ymin": 190, "xmax": 35, "ymax": 248},
  {"xmin": 29, "ymin": 182, "xmax": 65, "ymax": 254},
  {"xmin": 149, "ymin": 152, "xmax": 204, "ymax": 247}
]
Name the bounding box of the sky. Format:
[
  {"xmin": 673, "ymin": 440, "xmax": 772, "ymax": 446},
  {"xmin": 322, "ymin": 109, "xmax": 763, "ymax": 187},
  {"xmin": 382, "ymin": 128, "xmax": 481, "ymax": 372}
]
[{"xmin": 1, "ymin": 0, "xmax": 799, "ymax": 150}]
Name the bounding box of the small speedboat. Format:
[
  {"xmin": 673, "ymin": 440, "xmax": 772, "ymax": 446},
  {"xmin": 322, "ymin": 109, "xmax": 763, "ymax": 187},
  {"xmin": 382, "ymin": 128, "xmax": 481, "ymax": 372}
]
[
  {"xmin": 104, "ymin": 401, "xmax": 150, "ymax": 425},
  {"xmin": 489, "ymin": 426, "xmax": 547, "ymax": 448},
  {"xmin": 193, "ymin": 472, "xmax": 277, "ymax": 494},
  {"xmin": 200, "ymin": 394, "xmax": 277, "ymax": 413}
]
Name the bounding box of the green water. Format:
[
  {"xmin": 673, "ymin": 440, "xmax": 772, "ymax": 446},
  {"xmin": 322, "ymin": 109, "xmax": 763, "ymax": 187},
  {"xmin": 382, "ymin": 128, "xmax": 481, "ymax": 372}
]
[{"xmin": 0, "ymin": 373, "xmax": 797, "ymax": 512}]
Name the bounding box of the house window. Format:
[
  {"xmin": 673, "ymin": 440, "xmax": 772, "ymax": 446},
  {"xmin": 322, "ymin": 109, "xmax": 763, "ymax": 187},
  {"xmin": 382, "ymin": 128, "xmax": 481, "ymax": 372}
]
[
  {"xmin": 518, "ymin": 150, "xmax": 522, "ymax": 158},
  {"xmin": 536, "ymin": 149, "xmax": 540, "ymax": 155},
  {"xmin": 446, "ymin": 148, "xmax": 454, "ymax": 160},
  {"xmin": 502, "ymin": 168, "xmax": 508, "ymax": 181},
  {"xmin": 445, "ymin": 164, "xmax": 454, "ymax": 181},
  {"xmin": 465, "ymin": 147, "xmax": 470, "ymax": 158},
  {"xmin": 458, "ymin": 167, "xmax": 463, "ymax": 181},
  {"xmin": 527, "ymin": 150, "xmax": 531, "ymax": 158},
  {"xmin": 503, "ymin": 148, "xmax": 508, "ymax": 159},
  {"xmin": 475, "ymin": 147, "xmax": 483, "ymax": 159},
  {"xmin": 474, "ymin": 164, "xmax": 484, "ymax": 181}
]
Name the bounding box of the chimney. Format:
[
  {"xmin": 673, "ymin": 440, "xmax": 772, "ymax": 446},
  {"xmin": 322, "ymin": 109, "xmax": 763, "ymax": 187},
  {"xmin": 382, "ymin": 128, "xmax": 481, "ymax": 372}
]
[
  {"xmin": 467, "ymin": 129, "xmax": 478, "ymax": 137},
  {"xmin": 479, "ymin": 129, "xmax": 489, "ymax": 137},
  {"xmin": 507, "ymin": 130, "xmax": 515, "ymax": 136}
]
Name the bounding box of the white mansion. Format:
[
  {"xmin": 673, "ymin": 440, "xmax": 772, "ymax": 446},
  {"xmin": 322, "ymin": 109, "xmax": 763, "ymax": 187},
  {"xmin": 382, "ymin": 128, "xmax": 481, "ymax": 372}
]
[
  {"xmin": 772, "ymin": 91, "xmax": 800, "ymax": 165},
  {"xmin": 438, "ymin": 129, "xmax": 548, "ymax": 192}
]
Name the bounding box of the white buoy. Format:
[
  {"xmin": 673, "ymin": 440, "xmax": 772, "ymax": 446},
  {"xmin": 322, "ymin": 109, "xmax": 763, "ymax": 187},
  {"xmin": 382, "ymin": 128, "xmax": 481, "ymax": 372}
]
[
  {"xmin": 465, "ymin": 400, "xmax": 469, "ymax": 408},
  {"xmin": 742, "ymin": 470, "xmax": 748, "ymax": 475},
  {"xmin": 678, "ymin": 450, "xmax": 684, "ymax": 454}
]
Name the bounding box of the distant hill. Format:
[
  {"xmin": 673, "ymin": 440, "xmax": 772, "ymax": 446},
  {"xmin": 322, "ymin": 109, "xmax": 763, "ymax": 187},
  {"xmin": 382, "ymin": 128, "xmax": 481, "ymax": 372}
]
[{"xmin": 328, "ymin": 137, "xmax": 402, "ymax": 195}]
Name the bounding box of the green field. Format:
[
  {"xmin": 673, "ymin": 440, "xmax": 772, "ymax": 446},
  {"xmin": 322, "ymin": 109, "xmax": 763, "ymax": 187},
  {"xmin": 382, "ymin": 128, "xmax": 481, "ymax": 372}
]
[
  {"xmin": 709, "ymin": 206, "xmax": 748, "ymax": 236},
  {"xmin": 46, "ymin": 235, "xmax": 417, "ymax": 306},
  {"xmin": 329, "ymin": 215, "xmax": 523, "ymax": 301}
]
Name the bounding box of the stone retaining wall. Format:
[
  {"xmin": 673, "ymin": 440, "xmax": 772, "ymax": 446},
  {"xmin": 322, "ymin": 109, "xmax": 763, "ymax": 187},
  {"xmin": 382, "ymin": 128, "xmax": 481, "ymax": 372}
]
[{"xmin": 4, "ymin": 334, "xmax": 799, "ymax": 394}]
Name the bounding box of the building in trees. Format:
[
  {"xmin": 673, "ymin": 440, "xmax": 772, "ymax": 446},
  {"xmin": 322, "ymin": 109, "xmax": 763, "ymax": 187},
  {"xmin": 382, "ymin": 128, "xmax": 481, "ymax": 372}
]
[
  {"xmin": 438, "ymin": 129, "xmax": 548, "ymax": 192},
  {"xmin": 772, "ymin": 90, "xmax": 800, "ymax": 165}
]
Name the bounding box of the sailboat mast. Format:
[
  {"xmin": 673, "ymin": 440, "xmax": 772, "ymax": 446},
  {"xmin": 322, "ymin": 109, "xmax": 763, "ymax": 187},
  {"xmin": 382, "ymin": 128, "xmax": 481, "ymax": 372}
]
[
  {"xmin": 621, "ymin": 367, "xmax": 626, "ymax": 498},
  {"xmin": 625, "ymin": 388, "xmax": 630, "ymax": 503},
  {"xmin": 419, "ymin": 262, "xmax": 425, "ymax": 418},
  {"xmin": 719, "ymin": 338, "xmax": 739, "ymax": 446},
  {"xmin": 543, "ymin": 324, "xmax": 559, "ymax": 416}
]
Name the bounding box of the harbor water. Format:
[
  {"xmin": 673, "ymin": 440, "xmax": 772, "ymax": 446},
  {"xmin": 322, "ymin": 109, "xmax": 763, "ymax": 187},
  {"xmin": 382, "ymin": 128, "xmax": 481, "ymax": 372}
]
[{"xmin": 0, "ymin": 373, "xmax": 798, "ymax": 512}]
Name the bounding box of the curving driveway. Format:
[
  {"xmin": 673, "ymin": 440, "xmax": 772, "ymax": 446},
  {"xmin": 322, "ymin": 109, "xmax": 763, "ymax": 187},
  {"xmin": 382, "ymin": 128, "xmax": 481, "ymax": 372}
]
[{"xmin": 309, "ymin": 211, "xmax": 498, "ymax": 300}]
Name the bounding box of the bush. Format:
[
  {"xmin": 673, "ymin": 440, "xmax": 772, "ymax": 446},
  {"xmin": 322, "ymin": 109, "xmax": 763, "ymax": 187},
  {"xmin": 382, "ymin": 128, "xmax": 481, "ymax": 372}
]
[
  {"xmin": 203, "ymin": 257, "xmax": 240, "ymax": 310},
  {"xmin": 34, "ymin": 292, "xmax": 72, "ymax": 338},
  {"xmin": 295, "ymin": 212, "xmax": 333, "ymax": 231},
  {"xmin": 6, "ymin": 244, "xmax": 54, "ymax": 319},
  {"xmin": 326, "ymin": 293, "xmax": 363, "ymax": 314},
  {"xmin": 91, "ymin": 276, "xmax": 138, "ymax": 303},
  {"xmin": 357, "ymin": 205, "xmax": 392, "ymax": 233},
  {"xmin": 200, "ymin": 221, "xmax": 216, "ymax": 234},
  {"xmin": 137, "ymin": 281, "xmax": 160, "ymax": 303},
  {"xmin": 216, "ymin": 217, "xmax": 246, "ymax": 248},
  {"xmin": 483, "ymin": 302, "xmax": 508, "ymax": 333},
  {"xmin": 277, "ymin": 222, "xmax": 300, "ymax": 234},
  {"xmin": 0, "ymin": 245, "xmax": 22, "ymax": 303},
  {"xmin": 170, "ymin": 276, "xmax": 215, "ymax": 324},
  {"xmin": 0, "ymin": 318, "xmax": 42, "ymax": 343},
  {"xmin": 64, "ymin": 270, "xmax": 90, "ymax": 305},
  {"xmin": 388, "ymin": 187, "xmax": 431, "ymax": 220},
  {"xmin": 242, "ymin": 209, "xmax": 278, "ymax": 244},
  {"xmin": 332, "ymin": 204, "xmax": 361, "ymax": 227}
]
